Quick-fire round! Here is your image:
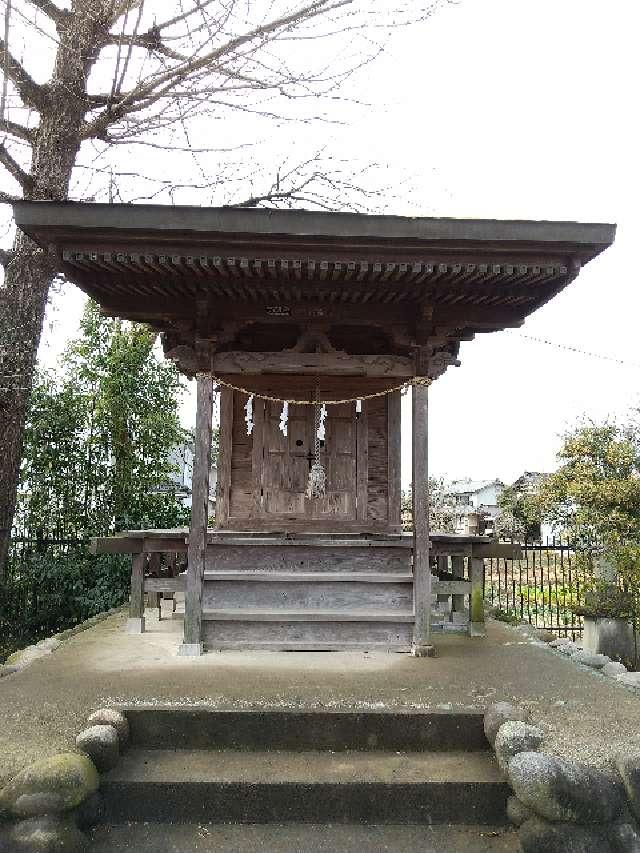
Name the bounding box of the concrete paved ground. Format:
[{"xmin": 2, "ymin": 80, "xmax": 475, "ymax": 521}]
[
  {"xmin": 1, "ymin": 609, "xmax": 640, "ymax": 786},
  {"xmin": 89, "ymin": 822, "xmax": 519, "ymax": 852}
]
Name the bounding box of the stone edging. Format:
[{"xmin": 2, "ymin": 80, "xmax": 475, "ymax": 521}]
[
  {"xmin": 491, "ymin": 617, "xmax": 640, "ymax": 692},
  {"xmin": 0, "ymin": 606, "xmax": 126, "ymax": 679},
  {"xmin": 544, "ymin": 634, "xmax": 640, "ymax": 690},
  {"xmin": 0, "ymin": 708, "xmax": 128, "ymax": 851},
  {"xmin": 485, "ymin": 701, "xmax": 640, "ymax": 853}
]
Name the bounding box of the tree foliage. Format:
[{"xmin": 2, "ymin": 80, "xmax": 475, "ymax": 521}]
[
  {"xmin": 496, "ymin": 484, "xmax": 542, "ymax": 542},
  {"xmin": 2, "ymin": 298, "xmax": 194, "ymax": 658},
  {"xmin": 16, "ymin": 299, "xmax": 191, "ymax": 538},
  {"xmin": 539, "ymin": 420, "xmax": 640, "ymax": 611}
]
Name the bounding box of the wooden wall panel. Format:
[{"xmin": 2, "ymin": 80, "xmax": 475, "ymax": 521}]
[
  {"xmin": 215, "ymin": 387, "xmax": 233, "ymax": 526},
  {"xmin": 229, "ymin": 391, "xmax": 254, "ymax": 520},
  {"xmin": 366, "ymin": 396, "xmax": 389, "ymax": 523},
  {"xmin": 387, "ymin": 390, "xmax": 402, "ymax": 530}
]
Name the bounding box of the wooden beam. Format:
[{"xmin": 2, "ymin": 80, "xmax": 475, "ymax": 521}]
[
  {"xmin": 90, "ymin": 535, "xmax": 187, "ymax": 554},
  {"xmin": 472, "ymin": 542, "xmax": 522, "ymax": 559},
  {"xmin": 145, "ymin": 576, "xmax": 186, "ymax": 593},
  {"xmin": 450, "ymin": 555, "xmax": 466, "ymax": 616},
  {"xmin": 433, "ymin": 580, "xmax": 471, "ymax": 595},
  {"xmin": 100, "ymin": 297, "xmax": 413, "ymax": 325},
  {"xmin": 179, "ymin": 372, "xmax": 214, "ymax": 656},
  {"xmin": 100, "ymin": 296, "xmax": 527, "ymax": 331},
  {"xmin": 90, "ymin": 536, "xmax": 143, "ymax": 554},
  {"xmin": 211, "ymin": 351, "xmax": 414, "ymax": 377},
  {"xmin": 412, "ymin": 382, "xmax": 434, "ymax": 657}
]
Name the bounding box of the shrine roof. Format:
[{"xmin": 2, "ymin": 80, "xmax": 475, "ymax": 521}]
[
  {"xmin": 12, "ymin": 201, "xmax": 615, "ymax": 347},
  {"xmin": 14, "ymin": 200, "xmax": 614, "ymax": 251}
]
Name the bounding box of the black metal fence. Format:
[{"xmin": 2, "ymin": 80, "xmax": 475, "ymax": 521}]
[{"xmin": 484, "ymin": 538, "xmax": 585, "ymax": 638}]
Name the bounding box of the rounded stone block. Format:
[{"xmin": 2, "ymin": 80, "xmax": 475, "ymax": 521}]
[
  {"xmin": 549, "ymin": 637, "xmax": 572, "ymax": 648},
  {"xmin": 494, "ymin": 721, "xmax": 544, "ymax": 773},
  {"xmin": 7, "ymin": 814, "xmax": 86, "ymax": 853},
  {"xmin": 519, "ymin": 816, "xmax": 613, "ymax": 853},
  {"xmin": 483, "ymin": 702, "xmax": 531, "ymax": 747},
  {"xmin": 570, "ymin": 650, "xmax": 610, "ymax": 669},
  {"xmin": 507, "ymin": 795, "xmax": 534, "ymax": 826},
  {"xmin": 86, "ymin": 708, "xmax": 129, "ymax": 747},
  {"xmin": 612, "ymin": 822, "xmax": 640, "ymax": 853},
  {"xmin": 73, "ymin": 791, "xmax": 104, "ymax": 830},
  {"xmin": 534, "ymin": 630, "xmax": 556, "ymax": 643},
  {"xmin": 0, "ymin": 753, "xmax": 99, "ymax": 819},
  {"xmin": 615, "ymin": 753, "xmax": 640, "ymax": 822},
  {"xmin": 603, "ymin": 661, "xmax": 628, "ymax": 677},
  {"xmin": 508, "ymin": 751, "xmax": 624, "ymax": 824},
  {"xmin": 75, "ymin": 725, "xmax": 119, "ymax": 773}
]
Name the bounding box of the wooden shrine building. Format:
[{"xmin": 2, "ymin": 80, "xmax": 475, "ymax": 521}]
[{"xmin": 13, "ymin": 202, "xmax": 615, "ymax": 655}]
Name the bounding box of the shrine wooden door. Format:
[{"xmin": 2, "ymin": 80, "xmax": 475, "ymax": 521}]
[
  {"xmin": 260, "ymin": 399, "xmax": 358, "ymax": 526},
  {"xmin": 216, "ymin": 388, "xmax": 401, "ymax": 533}
]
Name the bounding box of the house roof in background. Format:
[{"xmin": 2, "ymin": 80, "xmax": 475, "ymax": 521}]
[{"xmin": 444, "ymin": 478, "xmax": 504, "ymax": 495}]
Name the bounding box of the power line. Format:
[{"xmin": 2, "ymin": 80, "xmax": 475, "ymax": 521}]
[{"xmin": 509, "ymin": 331, "xmax": 640, "ymax": 370}]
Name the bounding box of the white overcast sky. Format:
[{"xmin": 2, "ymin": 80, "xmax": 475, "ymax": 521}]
[{"xmin": 37, "ymin": 0, "xmax": 640, "ymax": 488}]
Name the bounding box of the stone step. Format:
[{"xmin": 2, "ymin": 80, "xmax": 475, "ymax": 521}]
[
  {"xmin": 121, "ymin": 708, "xmax": 490, "ymax": 752},
  {"xmin": 100, "ymin": 748, "xmax": 508, "ymax": 825},
  {"xmin": 90, "ymin": 822, "xmax": 520, "ymax": 853}
]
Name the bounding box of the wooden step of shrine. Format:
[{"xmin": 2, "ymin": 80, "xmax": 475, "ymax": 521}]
[
  {"xmin": 99, "ymin": 708, "xmax": 509, "ymax": 826},
  {"xmin": 200, "ymin": 569, "xmax": 415, "ymax": 650}
]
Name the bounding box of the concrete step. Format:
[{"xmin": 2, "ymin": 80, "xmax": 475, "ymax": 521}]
[
  {"xmin": 122, "ymin": 708, "xmax": 489, "ymax": 752},
  {"xmin": 90, "ymin": 822, "xmax": 520, "ymax": 852},
  {"xmin": 100, "ymin": 748, "xmax": 509, "ymax": 825}
]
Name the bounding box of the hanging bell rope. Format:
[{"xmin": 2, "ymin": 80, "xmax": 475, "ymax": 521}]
[
  {"xmin": 210, "ymin": 375, "xmax": 432, "ymax": 405},
  {"xmin": 307, "ymin": 380, "xmax": 326, "ymax": 499}
]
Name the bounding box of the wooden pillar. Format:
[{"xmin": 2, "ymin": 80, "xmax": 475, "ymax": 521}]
[
  {"xmin": 179, "ymin": 372, "xmax": 214, "ymax": 656},
  {"xmin": 451, "ymin": 555, "xmax": 466, "ymax": 622},
  {"xmin": 412, "ymin": 382, "xmax": 434, "ymax": 657},
  {"xmin": 469, "ymin": 556, "xmax": 486, "ymax": 637},
  {"xmin": 125, "ymin": 552, "xmax": 146, "ymax": 633},
  {"xmin": 147, "ymin": 552, "xmax": 161, "ymax": 611}
]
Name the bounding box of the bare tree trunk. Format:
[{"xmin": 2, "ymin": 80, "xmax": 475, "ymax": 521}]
[
  {"xmin": 0, "ymin": 9, "xmax": 100, "ymax": 577},
  {"xmin": 0, "ymin": 237, "xmax": 55, "ymax": 573}
]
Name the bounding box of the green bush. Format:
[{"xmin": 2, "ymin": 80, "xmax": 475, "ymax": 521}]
[{"xmin": 0, "ymin": 547, "xmax": 130, "ymax": 661}]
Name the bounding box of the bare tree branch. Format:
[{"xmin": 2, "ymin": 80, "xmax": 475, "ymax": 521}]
[
  {"xmin": 0, "ymin": 33, "xmax": 46, "ymax": 110},
  {"xmin": 25, "ymin": 0, "xmax": 68, "ymax": 27},
  {"xmin": 0, "ymin": 140, "xmax": 31, "ymax": 189},
  {"xmin": 0, "ymin": 118, "xmax": 33, "ymax": 142},
  {"xmin": 82, "ymin": 0, "xmax": 352, "ymax": 139}
]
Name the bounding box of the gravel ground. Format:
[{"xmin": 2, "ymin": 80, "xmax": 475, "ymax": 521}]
[{"xmin": 1, "ymin": 611, "xmax": 639, "ymax": 784}]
